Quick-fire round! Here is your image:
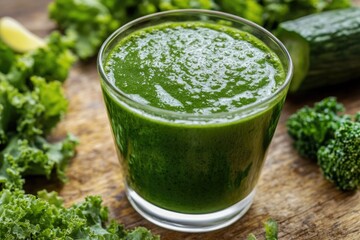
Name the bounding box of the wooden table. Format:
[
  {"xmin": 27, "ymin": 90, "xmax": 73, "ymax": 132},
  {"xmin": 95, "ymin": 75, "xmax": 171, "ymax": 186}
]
[{"xmin": 1, "ymin": 1, "xmax": 359, "ymax": 239}]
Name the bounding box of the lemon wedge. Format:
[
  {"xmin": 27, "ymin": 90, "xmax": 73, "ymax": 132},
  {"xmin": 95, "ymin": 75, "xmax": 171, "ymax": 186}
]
[{"xmin": 0, "ymin": 17, "xmax": 45, "ymax": 53}]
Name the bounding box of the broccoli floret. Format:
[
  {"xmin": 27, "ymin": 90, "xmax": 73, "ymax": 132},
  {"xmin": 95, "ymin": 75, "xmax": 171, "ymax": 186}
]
[
  {"xmin": 317, "ymin": 121, "xmax": 360, "ymax": 191},
  {"xmin": 286, "ymin": 97, "xmax": 348, "ymax": 159},
  {"xmin": 287, "ymin": 97, "xmax": 360, "ymax": 191}
]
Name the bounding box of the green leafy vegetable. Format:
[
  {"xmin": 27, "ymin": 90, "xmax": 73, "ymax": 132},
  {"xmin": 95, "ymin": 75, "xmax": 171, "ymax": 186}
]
[
  {"xmin": 48, "ymin": 0, "xmax": 121, "ymax": 59},
  {"xmin": 30, "ymin": 32, "xmax": 76, "ymax": 82},
  {"xmin": 0, "ymin": 189, "xmax": 159, "ymax": 239},
  {"xmin": 0, "ymin": 15, "xmax": 158, "ymax": 239},
  {"xmin": 0, "ymin": 40, "xmax": 15, "ymax": 74},
  {"xmin": 0, "ymin": 76, "xmax": 68, "ymax": 144},
  {"xmin": 247, "ymin": 218, "xmax": 279, "ymax": 240},
  {"xmin": 0, "ymin": 77, "xmax": 77, "ymax": 189},
  {"xmin": 0, "ymin": 81, "xmax": 18, "ymax": 144},
  {"xmin": 0, "ymin": 32, "xmax": 77, "ymax": 189},
  {"xmin": 49, "ymin": 0, "xmax": 217, "ymax": 59},
  {"xmin": 18, "ymin": 76, "xmax": 69, "ymax": 137},
  {"xmin": 0, "ymin": 153, "xmax": 24, "ymax": 190},
  {"xmin": 3, "ymin": 32, "xmax": 76, "ymax": 90},
  {"xmin": 1, "ymin": 134, "xmax": 77, "ymax": 186},
  {"xmin": 287, "ymin": 97, "xmax": 360, "ymax": 190}
]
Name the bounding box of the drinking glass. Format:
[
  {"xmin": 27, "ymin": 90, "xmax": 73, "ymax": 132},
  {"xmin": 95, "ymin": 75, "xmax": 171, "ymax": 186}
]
[{"xmin": 98, "ymin": 9, "xmax": 293, "ymax": 233}]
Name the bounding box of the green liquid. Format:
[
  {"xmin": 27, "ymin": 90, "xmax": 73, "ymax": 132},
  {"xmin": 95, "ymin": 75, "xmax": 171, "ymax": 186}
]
[{"xmin": 102, "ymin": 21, "xmax": 286, "ymax": 213}]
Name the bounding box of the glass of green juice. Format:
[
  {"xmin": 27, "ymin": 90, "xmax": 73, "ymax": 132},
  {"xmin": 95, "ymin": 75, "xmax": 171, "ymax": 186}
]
[{"xmin": 98, "ymin": 10, "xmax": 292, "ymax": 232}]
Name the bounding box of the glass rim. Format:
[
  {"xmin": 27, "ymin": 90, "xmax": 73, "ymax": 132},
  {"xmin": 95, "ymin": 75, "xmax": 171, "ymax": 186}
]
[{"xmin": 97, "ymin": 9, "xmax": 293, "ymax": 121}]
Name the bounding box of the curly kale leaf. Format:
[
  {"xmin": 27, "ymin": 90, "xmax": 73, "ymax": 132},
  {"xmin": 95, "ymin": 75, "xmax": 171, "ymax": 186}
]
[
  {"xmin": 0, "ymin": 31, "xmax": 77, "ymax": 190},
  {"xmin": 2, "ymin": 134, "xmax": 77, "ymax": 184},
  {"xmin": 0, "ymin": 76, "xmax": 76, "ymax": 190},
  {"xmin": 49, "ymin": 0, "xmax": 121, "ymax": 59},
  {"xmin": 0, "ymin": 40, "xmax": 15, "ymax": 74},
  {"xmin": 2, "ymin": 52, "xmax": 33, "ymax": 90},
  {"xmin": 0, "ymin": 134, "xmax": 77, "ymax": 190},
  {"xmin": 0, "ymin": 154, "xmax": 24, "ymax": 190},
  {"xmin": 286, "ymin": 97, "xmax": 349, "ymax": 159},
  {"xmin": 30, "ymin": 32, "xmax": 76, "ymax": 82},
  {"xmin": 37, "ymin": 189, "xmax": 64, "ymax": 207},
  {"xmin": 317, "ymin": 121, "xmax": 360, "ymax": 191},
  {"xmin": 3, "ymin": 32, "xmax": 76, "ymax": 90},
  {"xmin": 0, "ymin": 76, "xmax": 68, "ymax": 141},
  {"xmin": 0, "ymin": 189, "xmax": 159, "ymax": 239},
  {"xmin": 0, "ymin": 81, "xmax": 18, "ymax": 144},
  {"xmin": 16, "ymin": 76, "xmax": 68, "ymax": 137}
]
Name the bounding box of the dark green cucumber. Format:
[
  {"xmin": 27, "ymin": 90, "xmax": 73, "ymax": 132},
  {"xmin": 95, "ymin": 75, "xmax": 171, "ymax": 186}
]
[{"xmin": 276, "ymin": 8, "xmax": 360, "ymax": 93}]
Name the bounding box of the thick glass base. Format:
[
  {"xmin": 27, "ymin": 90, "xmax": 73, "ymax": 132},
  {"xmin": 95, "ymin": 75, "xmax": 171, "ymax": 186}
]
[{"xmin": 126, "ymin": 186, "xmax": 255, "ymax": 233}]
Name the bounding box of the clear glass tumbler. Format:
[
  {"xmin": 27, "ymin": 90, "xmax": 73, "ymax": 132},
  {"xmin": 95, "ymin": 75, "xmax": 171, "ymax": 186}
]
[{"xmin": 98, "ymin": 9, "xmax": 293, "ymax": 233}]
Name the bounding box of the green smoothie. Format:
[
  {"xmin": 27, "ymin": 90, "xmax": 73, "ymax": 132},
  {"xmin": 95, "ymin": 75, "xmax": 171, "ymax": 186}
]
[{"xmin": 101, "ymin": 21, "xmax": 287, "ymax": 213}]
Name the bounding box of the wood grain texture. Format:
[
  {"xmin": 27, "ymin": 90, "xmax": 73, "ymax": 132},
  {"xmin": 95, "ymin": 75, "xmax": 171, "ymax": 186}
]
[{"xmin": 1, "ymin": 1, "xmax": 360, "ymax": 239}]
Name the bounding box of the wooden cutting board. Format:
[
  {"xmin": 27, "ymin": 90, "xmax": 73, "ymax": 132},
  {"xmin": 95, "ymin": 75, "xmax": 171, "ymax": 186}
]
[{"xmin": 1, "ymin": 1, "xmax": 360, "ymax": 239}]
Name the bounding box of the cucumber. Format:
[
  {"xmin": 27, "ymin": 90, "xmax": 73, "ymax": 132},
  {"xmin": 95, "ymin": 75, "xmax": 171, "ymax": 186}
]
[{"xmin": 276, "ymin": 8, "xmax": 360, "ymax": 93}]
